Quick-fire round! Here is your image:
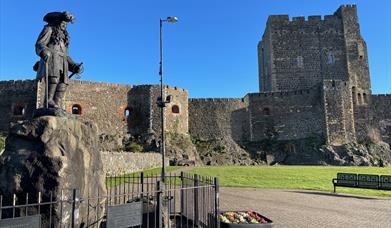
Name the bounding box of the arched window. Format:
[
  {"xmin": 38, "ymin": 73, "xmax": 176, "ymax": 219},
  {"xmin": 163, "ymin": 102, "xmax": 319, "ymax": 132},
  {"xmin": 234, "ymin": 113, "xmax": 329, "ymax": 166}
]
[
  {"xmin": 327, "ymin": 53, "xmax": 335, "ymax": 64},
  {"xmin": 263, "ymin": 107, "xmax": 271, "ymax": 116},
  {"xmin": 72, "ymin": 104, "xmax": 82, "ymax": 115},
  {"xmin": 357, "ymin": 93, "xmax": 362, "ymax": 105},
  {"xmin": 13, "ymin": 105, "xmax": 25, "ymax": 116},
  {"xmin": 297, "ymin": 56, "xmax": 304, "ymax": 68},
  {"xmin": 172, "ymin": 105, "xmax": 180, "ymax": 114}
]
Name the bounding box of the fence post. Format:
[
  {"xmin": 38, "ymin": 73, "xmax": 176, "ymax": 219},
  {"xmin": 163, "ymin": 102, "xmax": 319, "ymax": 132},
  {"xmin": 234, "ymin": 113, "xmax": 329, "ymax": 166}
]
[
  {"xmin": 141, "ymin": 172, "xmax": 144, "ymax": 193},
  {"xmin": 214, "ymin": 177, "xmax": 219, "ymax": 228},
  {"xmin": 194, "ymin": 174, "xmax": 199, "ymax": 226},
  {"xmin": 71, "ymin": 189, "xmax": 80, "ymax": 228},
  {"xmin": 180, "ymin": 172, "xmax": 184, "ymax": 217},
  {"xmin": 156, "ymin": 181, "xmax": 162, "ymax": 228}
]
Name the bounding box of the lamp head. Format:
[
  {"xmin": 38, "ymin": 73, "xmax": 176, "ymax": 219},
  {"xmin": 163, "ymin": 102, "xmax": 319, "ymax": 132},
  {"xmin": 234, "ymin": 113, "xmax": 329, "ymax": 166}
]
[{"xmin": 166, "ymin": 16, "xmax": 178, "ymax": 23}]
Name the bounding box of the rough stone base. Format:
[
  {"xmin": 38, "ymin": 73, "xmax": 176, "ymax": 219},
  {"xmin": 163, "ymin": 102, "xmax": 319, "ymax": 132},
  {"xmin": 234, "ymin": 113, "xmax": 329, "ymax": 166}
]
[{"xmin": 0, "ymin": 116, "xmax": 106, "ymax": 226}]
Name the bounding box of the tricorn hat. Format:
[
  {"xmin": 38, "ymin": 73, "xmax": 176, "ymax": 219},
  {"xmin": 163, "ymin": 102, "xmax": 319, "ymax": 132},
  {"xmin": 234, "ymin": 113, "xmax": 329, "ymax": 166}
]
[{"xmin": 43, "ymin": 11, "xmax": 75, "ymax": 23}]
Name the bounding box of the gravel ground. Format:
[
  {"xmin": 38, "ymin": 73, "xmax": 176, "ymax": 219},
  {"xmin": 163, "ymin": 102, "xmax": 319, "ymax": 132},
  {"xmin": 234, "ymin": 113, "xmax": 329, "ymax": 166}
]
[{"xmin": 220, "ymin": 187, "xmax": 391, "ymax": 228}]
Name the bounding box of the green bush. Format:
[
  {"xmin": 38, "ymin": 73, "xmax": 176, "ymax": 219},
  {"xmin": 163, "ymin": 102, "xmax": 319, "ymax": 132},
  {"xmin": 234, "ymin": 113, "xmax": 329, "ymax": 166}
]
[{"xmin": 127, "ymin": 142, "xmax": 144, "ymax": 153}]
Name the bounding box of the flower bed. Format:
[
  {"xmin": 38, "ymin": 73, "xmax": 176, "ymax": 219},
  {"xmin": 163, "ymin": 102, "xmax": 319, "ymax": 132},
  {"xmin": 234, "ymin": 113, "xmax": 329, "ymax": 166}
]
[{"xmin": 219, "ymin": 211, "xmax": 273, "ymax": 228}]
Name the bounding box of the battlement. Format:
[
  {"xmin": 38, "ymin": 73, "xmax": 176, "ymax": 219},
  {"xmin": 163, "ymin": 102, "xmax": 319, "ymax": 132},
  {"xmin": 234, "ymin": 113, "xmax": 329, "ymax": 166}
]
[
  {"xmin": 267, "ymin": 13, "xmax": 341, "ymax": 26},
  {"xmin": 189, "ymin": 98, "xmax": 245, "ymax": 103},
  {"xmin": 0, "ymin": 79, "xmax": 36, "ymax": 85},
  {"xmin": 339, "ymin": 4, "xmax": 357, "ymax": 9},
  {"xmin": 69, "ymin": 80, "xmax": 133, "ymax": 89},
  {"xmin": 0, "ymin": 79, "xmax": 37, "ymax": 92},
  {"xmin": 135, "ymin": 84, "xmax": 187, "ymax": 92},
  {"xmin": 334, "ymin": 4, "xmax": 358, "ymax": 17},
  {"xmin": 371, "ymin": 94, "xmax": 391, "ymax": 97}
]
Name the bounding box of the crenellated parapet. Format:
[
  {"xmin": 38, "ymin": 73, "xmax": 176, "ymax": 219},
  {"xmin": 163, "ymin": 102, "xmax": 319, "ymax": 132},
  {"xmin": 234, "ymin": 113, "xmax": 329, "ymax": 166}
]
[{"xmin": 69, "ymin": 80, "xmax": 134, "ymax": 89}]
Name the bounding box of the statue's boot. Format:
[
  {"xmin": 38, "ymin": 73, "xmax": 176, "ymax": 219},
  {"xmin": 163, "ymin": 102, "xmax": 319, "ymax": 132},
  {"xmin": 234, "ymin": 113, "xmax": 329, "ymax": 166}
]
[
  {"xmin": 53, "ymin": 83, "xmax": 67, "ymax": 109},
  {"xmin": 47, "ymin": 83, "xmax": 58, "ymax": 108}
]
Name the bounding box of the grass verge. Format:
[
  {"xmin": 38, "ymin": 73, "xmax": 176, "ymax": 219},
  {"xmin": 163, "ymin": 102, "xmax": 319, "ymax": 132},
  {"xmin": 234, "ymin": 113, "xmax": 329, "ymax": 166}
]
[{"xmin": 190, "ymin": 166, "xmax": 391, "ymax": 197}]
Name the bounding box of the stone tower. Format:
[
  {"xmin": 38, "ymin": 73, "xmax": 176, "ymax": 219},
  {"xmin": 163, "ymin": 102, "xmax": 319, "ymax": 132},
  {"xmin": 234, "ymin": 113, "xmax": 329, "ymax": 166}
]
[
  {"xmin": 258, "ymin": 4, "xmax": 370, "ymax": 95},
  {"xmin": 257, "ymin": 5, "xmax": 371, "ymax": 145}
]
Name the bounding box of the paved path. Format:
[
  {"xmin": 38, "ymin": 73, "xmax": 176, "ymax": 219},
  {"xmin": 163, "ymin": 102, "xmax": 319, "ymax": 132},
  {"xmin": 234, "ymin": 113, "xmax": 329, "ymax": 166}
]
[{"xmin": 220, "ymin": 188, "xmax": 391, "ymax": 228}]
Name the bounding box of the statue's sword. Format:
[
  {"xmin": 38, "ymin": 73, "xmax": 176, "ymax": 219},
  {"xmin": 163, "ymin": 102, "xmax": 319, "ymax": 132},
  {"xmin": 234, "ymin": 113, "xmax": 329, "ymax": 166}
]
[{"xmin": 45, "ymin": 61, "xmax": 49, "ymax": 109}]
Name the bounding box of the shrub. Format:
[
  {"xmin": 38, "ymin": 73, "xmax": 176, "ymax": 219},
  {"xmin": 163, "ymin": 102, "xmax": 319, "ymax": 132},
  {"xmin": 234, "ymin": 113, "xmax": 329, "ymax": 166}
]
[{"xmin": 127, "ymin": 142, "xmax": 144, "ymax": 153}]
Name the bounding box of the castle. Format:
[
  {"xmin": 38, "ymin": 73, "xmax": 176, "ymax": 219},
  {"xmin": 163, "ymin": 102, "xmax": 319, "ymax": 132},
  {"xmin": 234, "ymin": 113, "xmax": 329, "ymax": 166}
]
[{"xmin": 1, "ymin": 5, "xmax": 390, "ymax": 154}]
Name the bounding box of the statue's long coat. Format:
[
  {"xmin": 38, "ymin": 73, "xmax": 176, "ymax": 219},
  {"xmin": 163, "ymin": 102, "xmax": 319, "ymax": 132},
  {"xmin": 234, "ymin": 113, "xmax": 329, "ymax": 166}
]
[{"xmin": 35, "ymin": 25, "xmax": 76, "ymax": 83}]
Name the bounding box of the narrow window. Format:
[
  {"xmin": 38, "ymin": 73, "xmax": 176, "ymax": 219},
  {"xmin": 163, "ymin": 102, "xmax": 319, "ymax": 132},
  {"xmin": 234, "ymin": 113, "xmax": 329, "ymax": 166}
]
[
  {"xmin": 13, "ymin": 105, "xmax": 25, "ymax": 116},
  {"xmin": 297, "ymin": 56, "xmax": 304, "ymax": 68},
  {"xmin": 352, "ymin": 87, "xmax": 357, "ymax": 105},
  {"xmin": 327, "ymin": 53, "xmax": 335, "ymax": 64},
  {"xmin": 357, "ymin": 93, "xmax": 362, "ymax": 105},
  {"xmin": 363, "ymin": 93, "xmax": 367, "ymax": 104},
  {"xmin": 124, "ymin": 107, "xmax": 131, "ymax": 118},
  {"xmin": 172, "ymin": 105, "xmax": 180, "ymax": 114},
  {"xmin": 263, "ymin": 107, "xmax": 271, "ymax": 116},
  {"xmin": 357, "ymin": 42, "xmax": 365, "ymax": 60},
  {"xmin": 72, "ymin": 104, "xmax": 82, "ymax": 115}
]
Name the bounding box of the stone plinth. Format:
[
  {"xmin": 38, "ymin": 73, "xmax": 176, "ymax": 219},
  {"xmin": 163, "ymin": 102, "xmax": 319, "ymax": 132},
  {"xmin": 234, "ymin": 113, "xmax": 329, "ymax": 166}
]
[{"xmin": 0, "ymin": 116, "xmax": 106, "ymax": 227}]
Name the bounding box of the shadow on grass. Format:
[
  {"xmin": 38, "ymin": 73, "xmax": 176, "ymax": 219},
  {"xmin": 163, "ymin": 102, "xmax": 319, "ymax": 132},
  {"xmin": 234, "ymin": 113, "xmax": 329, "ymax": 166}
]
[{"xmin": 287, "ymin": 190, "xmax": 387, "ymax": 200}]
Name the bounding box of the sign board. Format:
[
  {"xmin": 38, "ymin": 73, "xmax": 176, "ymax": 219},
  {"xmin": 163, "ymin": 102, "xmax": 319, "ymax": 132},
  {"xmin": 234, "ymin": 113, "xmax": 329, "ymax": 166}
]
[
  {"xmin": 336, "ymin": 173, "xmax": 357, "ymax": 186},
  {"xmin": 0, "ymin": 215, "xmax": 41, "ymax": 228},
  {"xmin": 380, "ymin": 175, "xmax": 391, "ymax": 190},
  {"xmin": 107, "ymin": 202, "xmax": 143, "ymax": 228},
  {"xmin": 358, "ymin": 174, "xmax": 379, "ymax": 188}
]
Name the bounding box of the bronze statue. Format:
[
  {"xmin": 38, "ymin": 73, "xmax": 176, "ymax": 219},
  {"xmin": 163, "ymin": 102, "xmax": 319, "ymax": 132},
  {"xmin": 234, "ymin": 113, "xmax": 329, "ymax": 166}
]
[{"xmin": 35, "ymin": 12, "xmax": 82, "ymax": 109}]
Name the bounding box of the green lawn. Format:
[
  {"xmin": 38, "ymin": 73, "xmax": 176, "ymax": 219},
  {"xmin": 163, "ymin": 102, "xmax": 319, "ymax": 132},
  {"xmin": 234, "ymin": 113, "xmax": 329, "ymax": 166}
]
[{"xmin": 190, "ymin": 166, "xmax": 391, "ymax": 197}]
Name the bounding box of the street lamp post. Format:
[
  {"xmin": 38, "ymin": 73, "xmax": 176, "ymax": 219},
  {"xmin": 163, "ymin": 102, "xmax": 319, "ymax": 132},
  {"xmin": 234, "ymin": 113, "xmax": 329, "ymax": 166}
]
[{"xmin": 159, "ymin": 16, "xmax": 178, "ymax": 183}]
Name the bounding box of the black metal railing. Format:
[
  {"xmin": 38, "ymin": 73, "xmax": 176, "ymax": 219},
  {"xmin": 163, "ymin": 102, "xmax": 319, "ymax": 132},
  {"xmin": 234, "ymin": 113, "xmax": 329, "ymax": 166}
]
[{"xmin": 0, "ymin": 171, "xmax": 219, "ymax": 227}]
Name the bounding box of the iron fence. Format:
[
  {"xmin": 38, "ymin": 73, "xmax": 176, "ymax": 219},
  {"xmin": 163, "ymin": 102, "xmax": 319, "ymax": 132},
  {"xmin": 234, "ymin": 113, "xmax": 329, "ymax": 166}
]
[{"xmin": 0, "ymin": 171, "xmax": 219, "ymax": 227}]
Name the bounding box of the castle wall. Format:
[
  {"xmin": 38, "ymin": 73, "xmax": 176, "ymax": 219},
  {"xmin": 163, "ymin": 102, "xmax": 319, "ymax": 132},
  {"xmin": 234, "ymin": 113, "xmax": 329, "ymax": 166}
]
[
  {"xmin": 371, "ymin": 95, "xmax": 391, "ymax": 121},
  {"xmin": 101, "ymin": 152, "xmax": 166, "ymax": 175},
  {"xmin": 189, "ymin": 98, "xmax": 249, "ymax": 141},
  {"xmin": 370, "ymin": 94, "xmax": 391, "ymax": 143},
  {"xmin": 247, "ymin": 86, "xmax": 324, "ymax": 141},
  {"xmin": 322, "ymin": 80, "xmax": 356, "ymax": 145},
  {"xmin": 149, "ymin": 85, "xmax": 189, "ymax": 135},
  {"xmin": 0, "ymin": 80, "xmax": 37, "ymax": 133},
  {"xmin": 64, "ymin": 80, "xmax": 132, "ymax": 135},
  {"xmin": 259, "ymin": 11, "xmax": 348, "ymax": 92}
]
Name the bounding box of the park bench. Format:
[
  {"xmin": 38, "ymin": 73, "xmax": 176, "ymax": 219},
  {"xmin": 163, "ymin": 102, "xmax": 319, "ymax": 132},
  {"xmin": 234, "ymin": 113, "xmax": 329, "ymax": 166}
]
[{"xmin": 332, "ymin": 173, "xmax": 391, "ymax": 193}]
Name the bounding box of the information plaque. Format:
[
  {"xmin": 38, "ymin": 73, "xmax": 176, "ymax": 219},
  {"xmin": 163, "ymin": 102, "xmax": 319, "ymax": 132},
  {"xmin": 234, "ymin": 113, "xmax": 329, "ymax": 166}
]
[
  {"xmin": 107, "ymin": 202, "xmax": 143, "ymax": 228},
  {"xmin": 0, "ymin": 215, "xmax": 41, "ymax": 228}
]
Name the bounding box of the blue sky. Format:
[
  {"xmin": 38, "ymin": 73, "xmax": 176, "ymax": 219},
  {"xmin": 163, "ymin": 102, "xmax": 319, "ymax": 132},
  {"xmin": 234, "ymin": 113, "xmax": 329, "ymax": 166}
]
[{"xmin": 0, "ymin": 0, "xmax": 390, "ymax": 98}]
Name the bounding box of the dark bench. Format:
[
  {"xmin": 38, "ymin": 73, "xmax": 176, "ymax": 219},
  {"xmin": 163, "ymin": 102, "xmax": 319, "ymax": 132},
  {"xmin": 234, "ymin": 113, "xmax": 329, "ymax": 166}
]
[{"xmin": 332, "ymin": 173, "xmax": 391, "ymax": 193}]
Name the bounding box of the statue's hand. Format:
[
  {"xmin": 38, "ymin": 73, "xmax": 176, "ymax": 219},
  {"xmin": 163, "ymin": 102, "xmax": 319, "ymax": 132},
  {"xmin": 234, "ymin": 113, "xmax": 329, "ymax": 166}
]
[
  {"xmin": 40, "ymin": 50, "xmax": 51, "ymax": 62},
  {"xmin": 73, "ymin": 63, "xmax": 83, "ymax": 74}
]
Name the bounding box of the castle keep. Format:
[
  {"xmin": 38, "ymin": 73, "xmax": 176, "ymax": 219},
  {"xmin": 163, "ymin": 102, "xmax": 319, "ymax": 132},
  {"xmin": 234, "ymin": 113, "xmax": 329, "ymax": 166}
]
[{"xmin": 1, "ymin": 5, "xmax": 390, "ymax": 153}]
